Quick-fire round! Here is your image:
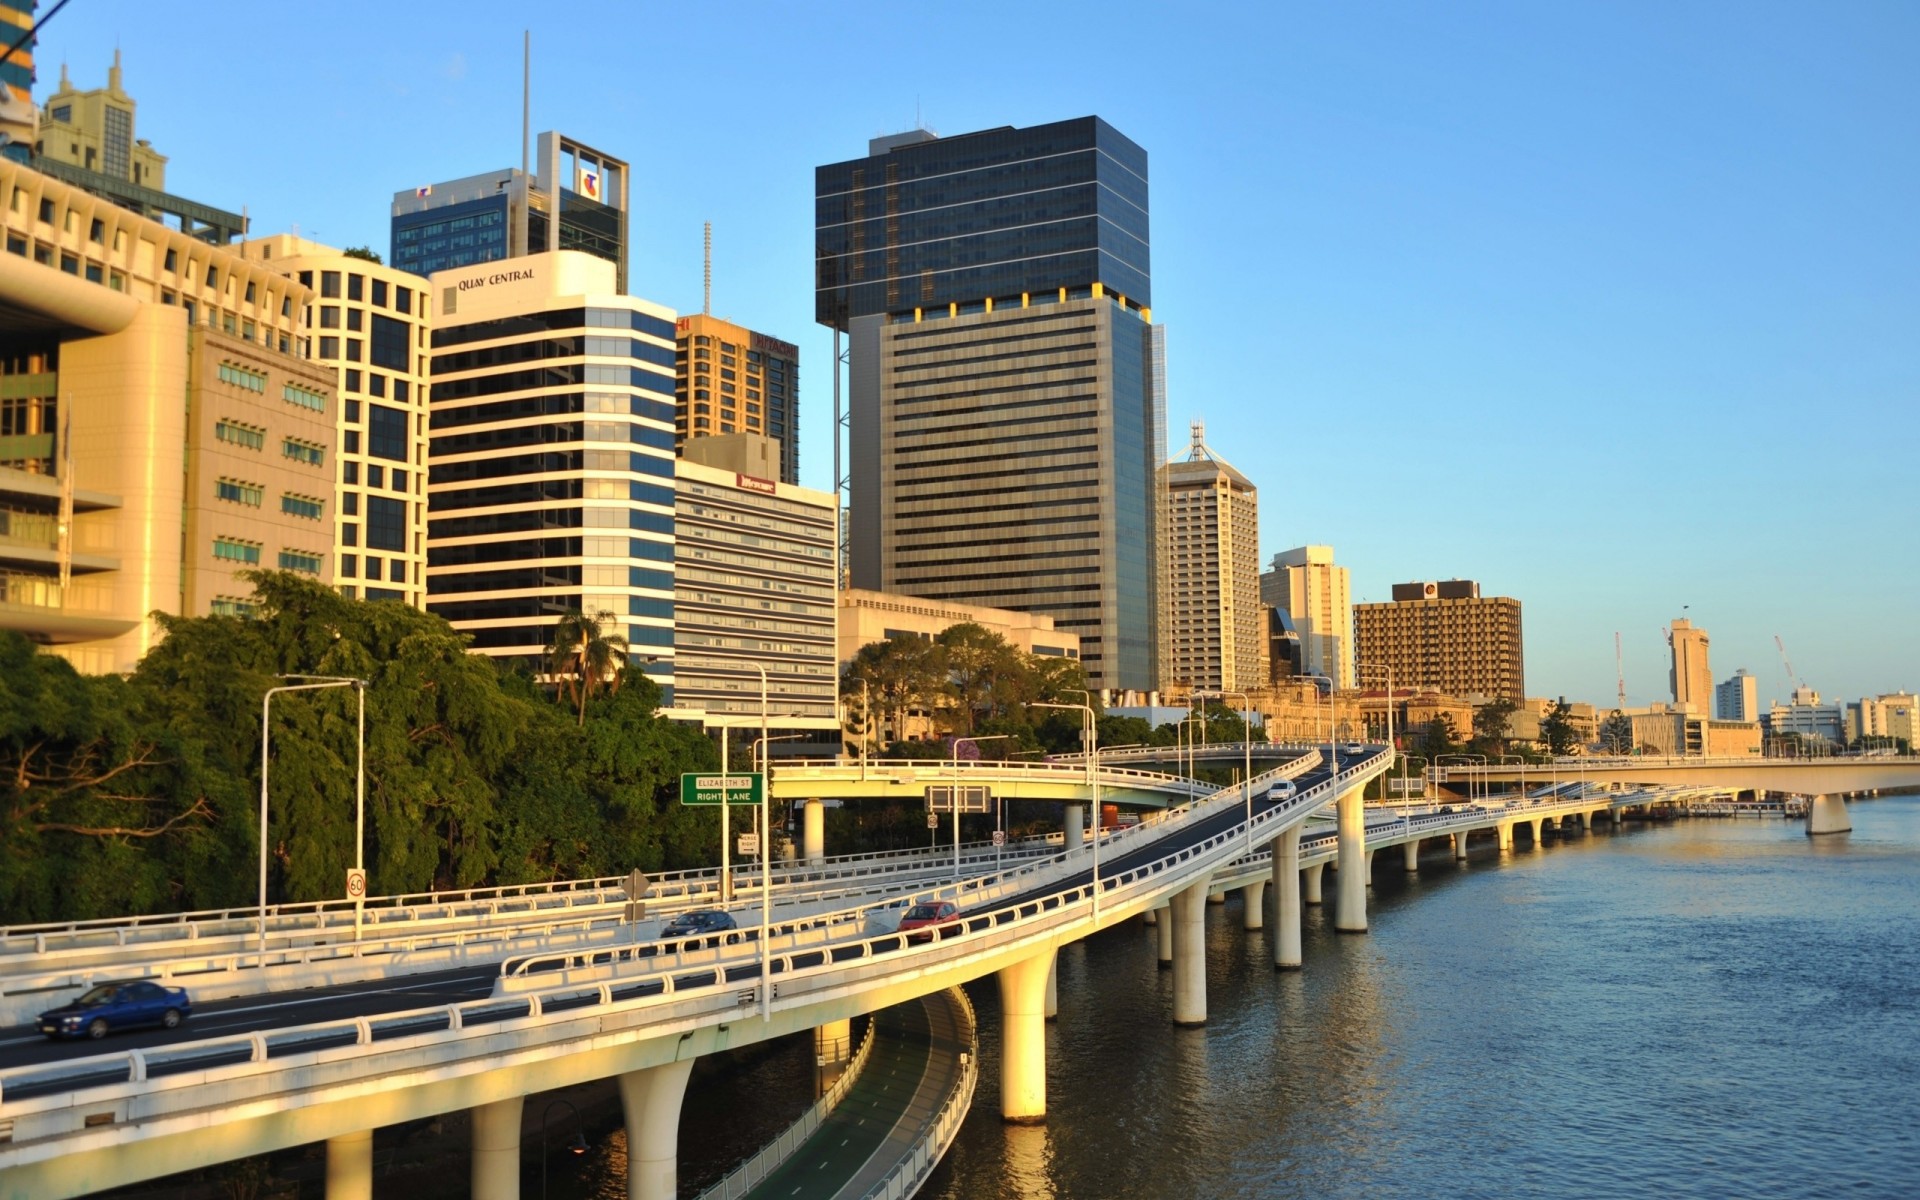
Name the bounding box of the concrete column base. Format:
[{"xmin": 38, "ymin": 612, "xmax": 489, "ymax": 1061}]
[
  {"xmin": 1497, "ymin": 822, "xmax": 1514, "ymax": 852},
  {"xmin": 1272, "ymin": 828, "xmax": 1302, "ymax": 970},
  {"xmin": 1241, "ymin": 880, "xmax": 1266, "ymax": 929},
  {"xmin": 998, "ymin": 950, "xmax": 1053, "ymax": 1122},
  {"xmin": 1171, "ymin": 878, "xmax": 1210, "ymax": 1025},
  {"xmin": 803, "ymin": 798, "xmax": 825, "ymax": 865},
  {"xmin": 1807, "ymin": 793, "xmax": 1852, "ymax": 836},
  {"xmin": 1453, "ymin": 831, "xmax": 1469, "ymax": 859},
  {"xmin": 471, "ymin": 1096, "xmax": 524, "ymax": 1200},
  {"xmin": 619, "ymin": 1059, "xmax": 695, "ymax": 1200},
  {"xmin": 1065, "ymin": 804, "xmax": 1085, "ymax": 856},
  {"xmin": 1156, "ymin": 902, "xmax": 1174, "ymax": 967},
  {"xmin": 1336, "ymin": 788, "xmax": 1368, "ymax": 933},
  {"xmin": 1403, "ymin": 839, "xmax": 1420, "ymax": 873},
  {"xmin": 1207, "ymin": 890, "xmax": 1226, "ymax": 905},
  {"xmin": 1044, "ymin": 949, "xmax": 1059, "ymax": 1020},
  {"xmin": 1304, "ymin": 862, "xmax": 1325, "ymax": 905},
  {"xmin": 814, "ymin": 1018, "xmax": 852, "ymax": 1096},
  {"xmin": 326, "ymin": 1129, "xmax": 373, "ymax": 1200},
  {"xmin": 1531, "ymin": 817, "xmax": 1544, "ymax": 846}
]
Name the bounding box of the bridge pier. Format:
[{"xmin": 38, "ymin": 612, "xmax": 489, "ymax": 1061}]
[
  {"xmin": 803, "ymin": 798, "xmax": 826, "ymax": 865},
  {"xmin": 1156, "ymin": 901, "xmax": 1174, "ymax": 967},
  {"xmin": 326, "ymin": 1130, "xmax": 373, "ymax": 1200},
  {"xmin": 998, "ymin": 949, "xmax": 1053, "ymax": 1122},
  {"xmin": 1304, "ymin": 862, "xmax": 1325, "ymax": 905},
  {"xmin": 1272, "ymin": 828, "xmax": 1302, "ymax": 969},
  {"xmin": 814, "ymin": 1018, "xmax": 853, "ymax": 1095},
  {"xmin": 1807, "ymin": 793, "xmax": 1852, "ymax": 836},
  {"xmin": 1497, "ymin": 822, "xmax": 1513, "ymax": 852},
  {"xmin": 1454, "ymin": 831, "xmax": 1469, "ymax": 859},
  {"xmin": 1403, "ymin": 839, "xmax": 1420, "ymax": 873},
  {"xmin": 1171, "ymin": 878, "xmax": 1210, "ymax": 1025},
  {"xmin": 1336, "ymin": 789, "xmax": 1367, "ymax": 933},
  {"xmin": 470, "ymin": 1096, "xmax": 524, "ymax": 1200},
  {"xmin": 1240, "ymin": 879, "xmax": 1266, "ymax": 929},
  {"xmin": 1065, "ymin": 804, "xmax": 1085, "ymax": 856},
  {"xmin": 1530, "ymin": 817, "xmax": 1545, "ymax": 846},
  {"xmin": 1045, "ymin": 949, "xmax": 1059, "ymax": 1019},
  {"xmin": 619, "ymin": 1059, "xmax": 695, "ymax": 1200},
  {"xmin": 1141, "ymin": 905, "xmax": 1157, "ymax": 925}
]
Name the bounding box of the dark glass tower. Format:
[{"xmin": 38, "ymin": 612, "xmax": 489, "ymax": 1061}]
[{"xmin": 816, "ymin": 117, "xmax": 1163, "ymax": 695}]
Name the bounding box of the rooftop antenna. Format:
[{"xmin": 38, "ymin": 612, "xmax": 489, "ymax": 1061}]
[
  {"xmin": 703, "ymin": 221, "xmax": 712, "ymax": 316},
  {"xmin": 520, "ymin": 31, "xmax": 530, "ymax": 178},
  {"xmin": 1614, "ymin": 631, "xmax": 1626, "ymax": 709}
]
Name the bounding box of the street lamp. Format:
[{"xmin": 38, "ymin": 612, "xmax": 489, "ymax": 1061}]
[
  {"xmin": 1497, "ymin": 754, "xmax": 1526, "ymax": 804},
  {"xmin": 1302, "ymin": 673, "xmax": 1337, "ymax": 805},
  {"xmin": 754, "ymin": 663, "xmax": 770, "ymax": 1021},
  {"xmin": 950, "ymin": 734, "xmax": 1013, "ymax": 880},
  {"xmin": 1034, "ymin": 701, "xmax": 1099, "ymax": 922},
  {"xmin": 259, "ymin": 675, "xmax": 366, "ymax": 959},
  {"xmin": 1194, "ymin": 688, "xmax": 1253, "ymax": 856},
  {"xmin": 540, "ymin": 1097, "xmax": 589, "ymax": 1200}
]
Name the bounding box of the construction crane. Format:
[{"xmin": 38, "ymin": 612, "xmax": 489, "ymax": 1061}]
[
  {"xmin": 1774, "ymin": 635, "xmax": 1803, "ymax": 692},
  {"xmin": 1615, "ymin": 631, "xmax": 1627, "ymax": 709}
]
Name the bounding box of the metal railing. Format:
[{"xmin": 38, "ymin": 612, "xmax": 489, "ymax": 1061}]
[{"xmin": 858, "ymin": 987, "xmax": 979, "ymax": 1200}]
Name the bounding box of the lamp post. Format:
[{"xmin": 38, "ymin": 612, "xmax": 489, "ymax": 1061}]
[
  {"xmin": 1035, "ymin": 701, "xmax": 1099, "ymax": 921},
  {"xmin": 259, "ymin": 675, "xmax": 366, "ymax": 959},
  {"xmin": 540, "ymin": 1098, "xmax": 589, "ymax": 1200},
  {"xmin": 949, "ymin": 734, "xmax": 1012, "ymax": 880},
  {"xmin": 1498, "ymin": 754, "xmax": 1526, "ymax": 805},
  {"xmin": 1195, "ymin": 688, "xmax": 1253, "ymax": 855},
  {"xmin": 754, "ymin": 663, "xmax": 770, "ymax": 1021}
]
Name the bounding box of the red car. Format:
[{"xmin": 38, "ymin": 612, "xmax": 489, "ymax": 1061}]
[{"xmin": 898, "ymin": 901, "xmax": 960, "ymax": 942}]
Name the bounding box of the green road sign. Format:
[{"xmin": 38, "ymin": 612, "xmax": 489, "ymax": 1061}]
[{"xmin": 680, "ymin": 772, "xmax": 764, "ymax": 806}]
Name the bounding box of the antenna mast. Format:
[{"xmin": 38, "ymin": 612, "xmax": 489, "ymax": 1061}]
[
  {"xmin": 703, "ymin": 221, "xmax": 712, "ymax": 316},
  {"xmin": 1614, "ymin": 631, "xmax": 1626, "ymax": 709},
  {"xmin": 520, "ymin": 31, "xmax": 530, "ymax": 178}
]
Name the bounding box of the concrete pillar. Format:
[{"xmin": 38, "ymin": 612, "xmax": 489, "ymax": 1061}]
[
  {"xmin": 1497, "ymin": 822, "xmax": 1513, "ymax": 852},
  {"xmin": 1208, "ymin": 890, "xmax": 1226, "ymax": 905},
  {"xmin": 1065, "ymin": 804, "xmax": 1085, "ymax": 856},
  {"xmin": 1044, "ymin": 949, "xmax": 1059, "ymax": 1020},
  {"xmin": 1272, "ymin": 828, "xmax": 1302, "ymax": 970},
  {"xmin": 1807, "ymin": 794, "xmax": 1852, "ymax": 836},
  {"xmin": 998, "ymin": 949, "xmax": 1052, "ymax": 1122},
  {"xmin": 326, "ymin": 1130, "xmax": 373, "ymax": 1200},
  {"xmin": 618, "ymin": 1059, "xmax": 695, "ymax": 1200},
  {"xmin": 1403, "ymin": 839, "xmax": 1420, "ymax": 873},
  {"xmin": 1530, "ymin": 817, "xmax": 1544, "ymax": 846},
  {"xmin": 1336, "ymin": 788, "xmax": 1367, "ymax": 932},
  {"xmin": 1575, "ymin": 810, "xmax": 1589, "ymax": 830},
  {"xmin": 1156, "ymin": 901, "xmax": 1174, "ymax": 967},
  {"xmin": 814, "ymin": 1018, "xmax": 852, "ymax": 1096},
  {"xmin": 803, "ymin": 798, "xmax": 826, "ymax": 865},
  {"xmin": 1141, "ymin": 906, "xmax": 1157, "ymax": 925},
  {"xmin": 471, "ymin": 1096, "xmax": 524, "ymax": 1200},
  {"xmin": 1170, "ymin": 878, "xmax": 1210, "ymax": 1026},
  {"xmin": 1304, "ymin": 862, "xmax": 1325, "ymax": 905},
  {"xmin": 1240, "ymin": 880, "xmax": 1266, "ymax": 929},
  {"xmin": 1453, "ymin": 830, "xmax": 1469, "ymax": 859}
]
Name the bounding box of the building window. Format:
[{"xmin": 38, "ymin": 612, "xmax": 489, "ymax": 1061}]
[
  {"xmin": 214, "ymin": 420, "xmax": 266, "ymax": 450},
  {"xmin": 346, "ymin": 339, "xmax": 363, "ymax": 363},
  {"xmin": 281, "ymin": 493, "xmax": 325, "ymax": 520},
  {"xmin": 215, "ymin": 478, "xmax": 263, "ymax": 506},
  {"xmin": 371, "ymin": 279, "xmax": 388, "ymax": 308},
  {"xmin": 347, "ymin": 274, "xmax": 364, "ymax": 302},
  {"xmin": 320, "ymin": 305, "xmax": 340, "ymax": 329},
  {"xmin": 319, "ymin": 336, "xmax": 339, "ymax": 359},
  {"xmin": 278, "ymin": 549, "xmax": 324, "ymax": 574},
  {"xmin": 210, "ymin": 596, "xmax": 256, "ymax": 618},
  {"xmin": 212, "ymin": 537, "xmax": 262, "ymax": 564},
  {"xmin": 370, "ymin": 314, "xmax": 409, "ymax": 371},
  {"xmin": 341, "ymin": 553, "xmax": 357, "ymax": 578},
  {"xmin": 217, "ymin": 362, "xmax": 268, "ymax": 392},
  {"xmin": 282, "ymin": 383, "xmax": 327, "ymax": 412},
  {"xmin": 369, "ymin": 404, "xmax": 408, "ymax": 461},
  {"xmin": 282, "ymin": 438, "xmax": 326, "ymax": 467},
  {"xmin": 366, "ymin": 495, "xmax": 406, "ymax": 551},
  {"xmin": 321, "ymin": 271, "xmax": 341, "ymax": 298}
]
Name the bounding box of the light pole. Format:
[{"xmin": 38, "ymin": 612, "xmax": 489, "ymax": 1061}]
[
  {"xmin": 540, "ymin": 1098, "xmax": 589, "ymax": 1200},
  {"xmin": 259, "ymin": 674, "xmax": 366, "ymax": 958},
  {"xmin": 950, "ymin": 734, "xmax": 1012, "ymax": 880},
  {"xmin": 1195, "ymin": 689, "xmax": 1253, "ymax": 855},
  {"xmin": 1034, "ymin": 701, "xmax": 1099, "ymax": 921},
  {"xmin": 1303, "ymin": 673, "xmax": 1337, "ymax": 797},
  {"xmin": 1498, "ymin": 754, "xmax": 1526, "ymax": 804},
  {"xmin": 754, "ymin": 663, "xmax": 770, "ymax": 1021}
]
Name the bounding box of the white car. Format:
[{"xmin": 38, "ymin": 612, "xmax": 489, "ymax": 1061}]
[
  {"xmin": 1342, "ymin": 743, "xmax": 1367, "ymax": 756},
  {"xmin": 1267, "ymin": 779, "xmax": 1298, "ymax": 801}
]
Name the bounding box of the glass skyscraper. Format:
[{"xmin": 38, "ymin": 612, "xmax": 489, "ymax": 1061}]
[{"xmin": 816, "ymin": 117, "xmax": 1164, "ymax": 694}]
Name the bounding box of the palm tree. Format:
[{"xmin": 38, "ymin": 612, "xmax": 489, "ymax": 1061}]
[{"xmin": 547, "ymin": 610, "xmax": 629, "ymax": 725}]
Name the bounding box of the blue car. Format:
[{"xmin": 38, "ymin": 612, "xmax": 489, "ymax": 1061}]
[
  {"xmin": 39, "ymin": 981, "xmax": 192, "ymax": 1040},
  {"xmin": 661, "ymin": 909, "xmax": 737, "ymax": 939}
]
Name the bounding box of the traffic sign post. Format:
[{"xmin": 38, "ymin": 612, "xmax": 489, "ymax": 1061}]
[
  {"xmin": 680, "ymin": 773, "xmax": 764, "ymax": 806},
  {"xmin": 924, "ymin": 784, "xmax": 991, "ymax": 813},
  {"xmin": 345, "ymin": 868, "xmax": 367, "ymax": 900},
  {"xmin": 737, "ymin": 833, "xmax": 760, "ymax": 857}
]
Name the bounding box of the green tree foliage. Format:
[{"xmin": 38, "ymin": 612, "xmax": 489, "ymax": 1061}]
[
  {"xmin": 548, "ymin": 609, "xmax": 630, "ymax": 725},
  {"xmin": 341, "ymin": 246, "xmax": 383, "ymax": 264},
  {"xmin": 1471, "ymin": 697, "xmax": 1518, "ymax": 756},
  {"xmin": 1420, "ymin": 713, "xmax": 1461, "ymax": 760},
  {"xmin": 1540, "ymin": 698, "xmax": 1580, "ymax": 756},
  {"xmin": 1598, "ymin": 711, "xmax": 1634, "ymax": 755}
]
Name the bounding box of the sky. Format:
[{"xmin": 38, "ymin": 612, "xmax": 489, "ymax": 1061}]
[{"xmin": 30, "ymin": 0, "xmax": 1920, "ymax": 711}]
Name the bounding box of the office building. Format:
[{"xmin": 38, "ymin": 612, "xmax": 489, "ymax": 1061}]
[
  {"xmin": 32, "ymin": 54, "xmax": 246, "ymax": 242},
  {"xmin": 392, "ymin": 133, "xmax": 629, "ymax": 291},
  {"xmin": 838, "ymin": 588, "xmax": 1081, "ymax": 668},
  {"xmin": 1, "ymin": 157, "xmax": 329, "ymax": 672},
  {"xmin": 816, "ymin": 117, "xmax": 1163, "ymax": 695},
  {"xmin": 1261, "ymin": 546, "xmax": 1354, "ymax": 690},
  {"xmin": 672, "ymin": 440, "xmax": 837, "ymax": 741},
  {"xmin": 1352, "ymin": 579, "xmax": 1525, "ymax": 701},
  {"xmin": 422, "ymin": 251, "xmax": 677, "ymax": 694},
  {"xmin": 0, "ymin": 3, "xmax": 34, "ymax": 163},
  {"xmin": 242, "ymin": 236, "xmax": 432, "ymax": 606},
  {"xmin": 1627, "ymin": 705, "xmax": 1762, "ymax": 757},
  {"xmin": 1763, "ymin": 686, "xmax": 1845, "ymax": 747},
  {"xmin": 1669, "ymin": 617, "xmax": 1711, "ymax": 713},
  {"xmin": 1159, "ymin": 421, "xmax": 1260, "ymax": 694},
  {"xmin": 1715, "ymin": 668, "xmax": 1759, "ymax": 723},
  {"xmin": 1845, "ymin": 692, "xmax": 1918, "ymax": 747},
  {"xmin": 673, "ymin": 313, "xmax": 799, "ymax": 484}
]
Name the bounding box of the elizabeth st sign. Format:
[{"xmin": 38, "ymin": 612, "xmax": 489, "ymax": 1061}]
[{"xmin": 680, "ymin": 773, "xmax": 764, "ymax": 806}]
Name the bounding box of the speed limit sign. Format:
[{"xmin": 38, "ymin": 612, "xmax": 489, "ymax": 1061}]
[
  {"xmin": 346, "ymin": 868, "xmax": 367, "ymax": 900},
  {"xmin": 927, "ymin": 811, "xmax": 940, "ymax": 829},
  {"xmin": 992, "ymin": 830, "xmax": 1005, "ymax": 847}
]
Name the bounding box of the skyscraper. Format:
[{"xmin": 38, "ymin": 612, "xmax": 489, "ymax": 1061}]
[
  {"xmin": 0, "ymin": 3, "xmax": 35, "ymax": 163},
  {"xmin": 815, "ymin": 117, "xmax": 1163, "ymax": 694},
  {"xmin": 1261, "ymin": 546, "xmax": 1354, "ymax": 690},
  {"xmin": 392, "ymin": 132, "xmax": 629, "ymax": 291},
  {"xmin": 672, "ymin": 313, "xmax": 800, "ymax": 484},
  {"xmin": 1160, "ymin": 422, "xmax": 1260, "ymax": 694},
  {"xmin": 1715, "ymin": 668, "xmax": 1758, "ymax": 723},
  {"xmin": 1669, "ymin": 617, "xmax": 1711, "ymax": 713},
  {"xmin": 1351, "ymin": 579, "xmax": 1525, "ymax": 702}
]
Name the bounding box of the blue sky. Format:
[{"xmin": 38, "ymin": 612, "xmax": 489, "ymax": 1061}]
[{"xmin": 33, "ymin": 1, "xmax": 1919, "ymax": 710}]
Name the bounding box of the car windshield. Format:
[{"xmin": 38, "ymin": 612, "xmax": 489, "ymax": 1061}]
[
  {"xmin": 905, "ymin": 905, "xmax": 945, "ymax": 920},
  {"xmin": 77, "ymin": 985, "xmax": 119, "ymax": 1005}
]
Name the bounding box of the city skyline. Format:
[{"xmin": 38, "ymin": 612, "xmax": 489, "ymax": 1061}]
[{"xmin": 26, "ymin": 0, "xmax": 1919, "ymax": 708}]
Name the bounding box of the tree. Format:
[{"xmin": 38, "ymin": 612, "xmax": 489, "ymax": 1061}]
[
  {"xmin": 341, "ymin": 245, "xmax": 383, "ymax": 264},
  {"xmin": 1541, "ymin": 698, "xmax": 1580, "ymax": 756},
  {"xmin": 1419, "ymin": 713, "xmax": 1460, "ymax": 760},
  {"xmin": 548, "ymin": 610, "xmax": 629, "ymax": 726},
  {"xmin": 1472, "ymin": 697, "xmax": 1518, "ymax": 756},
  {"xmin": 843, "ymin": 634, "xmax": 948, "ymax": 748},
  {"xmin": 1598, "ymin": 711, "xmax": 1634, "ymax": 755},
  {"xmin": 937, "ymin": 623, "xmax": 1024, "ymax": 734}
]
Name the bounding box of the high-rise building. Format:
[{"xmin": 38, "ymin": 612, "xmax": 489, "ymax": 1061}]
[
  {"xmin": 816, "ymin": 117, "xmax": 1163, "ymax": 695},
  {"xmin": 1351, "ymin": 579, "xmax": 1525, "ymax": 701},
  {"xmin": 1260, "ymin": 546, "xmax": 1353, "ymax": 689},
  {"xmin": 1159, "ymin": 421, "xmax": 1260, "ymax": 694},
  {"xmin": 1715, "ymin": 668, "xmax": 1758, "ymax": 723},
  {"xmin": 0, "ymin": 3, "xmax": 35, "ymax": 163},
  {"xmin": 672, "ymin": 313, "xmax": 799, "ymax": 484},
  {"xmin": 32, "ymin": 55, "xmax": 246, "ymax": 242},
  {"xmin": 422, "ymin": 251, "xmax": 677, "ymax": 696},
  {"xmin": 1669, "ymin": 617, "xmax": 1711, "ymax": 713},
  {"xmin": 673, "ymin": 438, "xmax": 838, "ymax": 742},
  {"xmin": 241, "ymin": 237, "xmax": 433, "ymax": 607},
  {"xmin": 0, "ymin": 157, "xmax": 330, "ymax": 672},
  {"xmin": 391, "ymin": 133, "xmax": 629, "ymax": 291}
]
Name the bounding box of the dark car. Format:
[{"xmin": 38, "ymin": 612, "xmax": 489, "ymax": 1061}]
[
  {"xmin": 40, "ymin": 981, "xmax": 191, "ymax": 1040},
  {"xmin": 898, "ymin": 901, "xmax": 960, "ymax": 942},
  {"xmin": 661, "ymin": 909, "xmax": 737, "ymax": 939}
]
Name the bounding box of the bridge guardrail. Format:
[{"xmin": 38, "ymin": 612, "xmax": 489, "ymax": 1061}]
[{"xmin": 858, "ymin": 987, "xmax": 978, "ymax": 1200}]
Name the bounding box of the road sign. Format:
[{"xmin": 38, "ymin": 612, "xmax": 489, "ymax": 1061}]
[
  {"xmin": 927, "ymin": 811, "xmax": 940, "ymax": 830},
  {"xmin": 345, "ymin": 868, "xmax": 367, "ymax": 900},
  {"xmin": 624, "ymin": 869, "xmax": 650, "ymax": 900},
  {"xmin": 925, "ymin": 784, "xmax": 991, "ymax": 813},
  {"xmin": 1432, "ymin": 768, "xmax": 1448, "ymax": 784},
  {"xmin": 992, "ymin": 830, "xmax": 1005, "ymax": 847},
  {"xmin": 737, "ymin": 833, "xmax": 760, "ymax": 856},
  {"xmin": 1389, "ymin": 778, "xmax": 1422, "ymax": 794},
  {"xmin": 680, "ymin": 772, "xmax": 764, "ymax": 806}
]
